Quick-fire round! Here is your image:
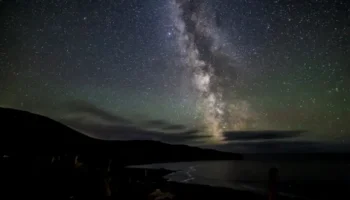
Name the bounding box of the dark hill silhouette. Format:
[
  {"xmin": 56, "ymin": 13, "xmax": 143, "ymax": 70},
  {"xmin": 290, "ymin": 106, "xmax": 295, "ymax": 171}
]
[{"xmin": 0, "ymin": 107, "xmax": 242, "ymax": 165}]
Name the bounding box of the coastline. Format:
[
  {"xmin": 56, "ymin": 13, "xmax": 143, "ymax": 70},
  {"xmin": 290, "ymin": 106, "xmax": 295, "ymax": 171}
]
[{"xmin": 124, "ymin": 167, "xmax": 305, "ymax": 200}]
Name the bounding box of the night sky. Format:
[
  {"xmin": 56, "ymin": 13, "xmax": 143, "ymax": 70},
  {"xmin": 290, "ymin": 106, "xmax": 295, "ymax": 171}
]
[{"xmin": 1, "ymin": 0, "xmax": 349, "ymax": 148}]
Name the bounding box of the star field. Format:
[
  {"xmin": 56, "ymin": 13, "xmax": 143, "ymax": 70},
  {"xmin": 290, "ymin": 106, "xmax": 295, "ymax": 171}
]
[{"xmin": 0, "ymin": 0, "xmax": 349, "ymax": 143}]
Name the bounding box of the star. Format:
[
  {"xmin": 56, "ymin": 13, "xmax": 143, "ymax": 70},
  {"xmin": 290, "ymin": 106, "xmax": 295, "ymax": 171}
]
[{"xmin": 0, "ymin": 0, "xmax": 348, "ymax": 144}]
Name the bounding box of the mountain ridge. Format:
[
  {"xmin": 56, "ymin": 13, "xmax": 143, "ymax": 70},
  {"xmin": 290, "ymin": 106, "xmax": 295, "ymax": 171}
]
[{"xmin": 0, "ymin": 107, "xmax": 242, "ymax": 165}]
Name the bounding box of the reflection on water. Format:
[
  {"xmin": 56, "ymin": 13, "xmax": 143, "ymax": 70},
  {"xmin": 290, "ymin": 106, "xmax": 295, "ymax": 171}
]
[{"xmin": 132, "ymin": 160, "xmax": 350, "ymax": 199}]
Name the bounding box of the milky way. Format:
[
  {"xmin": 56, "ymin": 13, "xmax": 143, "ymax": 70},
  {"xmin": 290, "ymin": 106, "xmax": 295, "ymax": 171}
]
[
  {"xmin": 0, "ymin": 0, "xmax": 349, "ymax": 143},
  {"xmin": 170, "ymin": 0, "xmax": 256, "ymax": 141}
]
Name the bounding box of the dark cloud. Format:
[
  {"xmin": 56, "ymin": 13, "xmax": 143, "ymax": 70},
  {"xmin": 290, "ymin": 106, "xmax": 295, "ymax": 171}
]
[
  {"xmin": 53, "ymin": 100, "xmax": 347, "ymax": 153},
  {"xmin": 210, "ymin": 140, "xmax": 350, "ymax": 154},
  {"xmin": 215, "ymin": 141, "xmax": 326, "ymax": 154},
  {"xmin": 64, "ymin": 121, "xmax": 206, "ymax": 144},
  {"xmin": 62, "ymin": 100, "xmax": 132, "ymax": 125},
  {"xmin": 143, "ymin": 120, "xmax": 187, "ymax": 131},
  {"xmin": 223, "ymin": 130, "xmax": 306, "ymax": 141},
  {"xmin": 58, "ymin": 101, "xmax": 204, "ymax": 144},
  {"xmin": 162, "ymin": 124, "xmax": 187, "ymax": 131},
  {"xmin": 55, "ymin": 101, "xmax": 312, "ymax": 148},
  {"xmin": 145, "ymin": 120, "xmax": 169, "ymax": 127}
]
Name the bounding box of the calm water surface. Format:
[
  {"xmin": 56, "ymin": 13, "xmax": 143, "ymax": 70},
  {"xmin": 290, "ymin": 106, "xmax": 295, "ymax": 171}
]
[{"xmin": 132, "ymin": 160, "xmax": 350, "ymax": 199}]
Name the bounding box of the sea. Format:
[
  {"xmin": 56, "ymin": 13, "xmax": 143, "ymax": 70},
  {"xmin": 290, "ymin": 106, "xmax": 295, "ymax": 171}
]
[{"xmin": 130, "ymin": 160, "xmax": 350, "ymax": 199}]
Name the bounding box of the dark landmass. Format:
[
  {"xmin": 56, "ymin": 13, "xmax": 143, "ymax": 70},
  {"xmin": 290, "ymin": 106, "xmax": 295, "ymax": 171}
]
[
  {"xmin": 0, "ymin": 107, "xmax": 248, "ymax": 199},
  {"xmin": 0, "ymin": 107, "xmax": 346, "ymax": 200},
  {"xmin": 0, "ymin": 107, "xmax": 242, "ymax": 164}
]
